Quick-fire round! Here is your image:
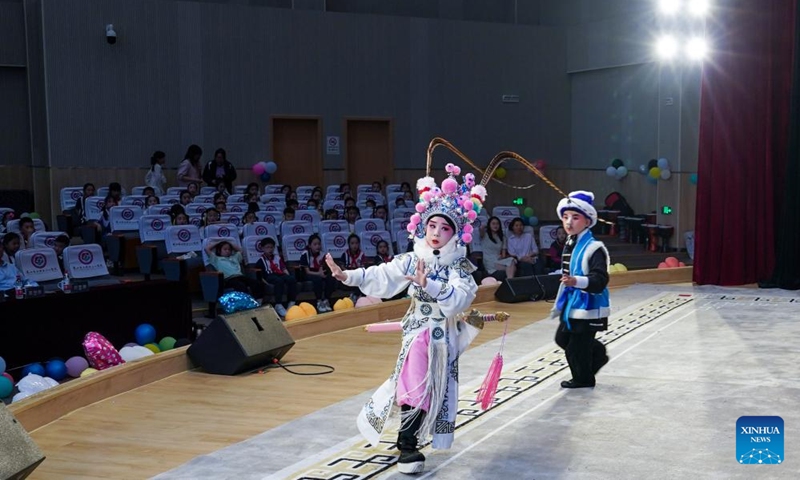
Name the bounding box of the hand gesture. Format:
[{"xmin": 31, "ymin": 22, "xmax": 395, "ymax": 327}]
[
  {"xmin": 560, "ymin": 275, "xmax": 577, "ymax": 287},
  {"xmin": 405, "ymin": 258, "xmax": 427, "ymax": 288},
  {"xmin": 325, "ymin": 253, "xmax": 347, "ymax": 281}
]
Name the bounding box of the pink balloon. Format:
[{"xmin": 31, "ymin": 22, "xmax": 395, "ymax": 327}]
[
  {"xmin": 658, "ymin": 262, "xmax": 668, "ymax": 269},
  {"xmin": 252, "ymin": 163, "xmax": 266, "ymax": 175},
  {"xmin": 355, "ymin": 297, "xmax": 372, "ymax": 308},
  {"xmin": 366, "ymin": 296, "xmax": 382, "ymax": 305},
  {"xmin": 82, "ymin": 332, "xmax": 125, "ymax": 370},
  {"xmin": 679, "ymin": 262, "xmax": 686, "ymax": 267},
  {"xmin": 481, "ymin": 277, "xmax": 499, "ymax": 285}
]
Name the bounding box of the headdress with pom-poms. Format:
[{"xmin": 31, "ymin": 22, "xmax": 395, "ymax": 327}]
[{"xmin": 407, "ymin": 162, "xmax": 487, "ymax": 245}]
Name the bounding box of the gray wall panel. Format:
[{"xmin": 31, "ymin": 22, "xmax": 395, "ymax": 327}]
[
  {"xmin": 0, "ymin": 1, "xmax": 26, "ymax": 66},
  {"xmin": 0, "ymin": 68, "xmax": 31, "ymax": 164},
  {"xmin": 38, "ymin": 0, "xmax": 569, "ymax": 171}
]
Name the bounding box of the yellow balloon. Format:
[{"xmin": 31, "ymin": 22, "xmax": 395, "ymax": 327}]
[
  {"xmin": 285, "ymin": 305, "xmax": 308, "ymax": 321},
  {"xmin": 144, "ymin": 343, "xmax": 161, "ymax": 354},
  {"xmin": 80, "ymin": 368, "xmax": 98, "ymax": 377},
  {"xmin": 495, "ymin": 167, "xmax": 507, "ymax": 179},
  {"xmin": 608, "ymin": 264, "xmax": 618, "ymax": 273},
  {"xmin": 649, "ymin": 167, "xmax": 661, "ymax": 179},
  {"xmin": 615, "ymin": 263, "xmax": 628, "ymax": 272}
]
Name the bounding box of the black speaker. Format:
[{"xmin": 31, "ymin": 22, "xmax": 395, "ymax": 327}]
[
  {"xmin": 495, "ymin": 275, "xmax": 561, "ymax": 303},
  {"xmin": 0, "ymin": 405, "xmax": 45, "ymax": 480},
  {"xmin": 187, "ymin": 306, "xmax": 295, "ymax": 375}
]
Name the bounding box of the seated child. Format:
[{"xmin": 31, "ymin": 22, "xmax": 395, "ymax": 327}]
[
  {"xmin": 299, "ymin": 234, "xmax": 336, "ymax": 313},
  {"xmin": 204, "ymin": 239, "xmax": 265, "ymax": 302},
  {"xmin": 256, "ymin": 237, "xmax": 298, "ymax": 318},
  {"xmin": 53, "ymin": 234, "xmax": 70, "ymax": 273}
]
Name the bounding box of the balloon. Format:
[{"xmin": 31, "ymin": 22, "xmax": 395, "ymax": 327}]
[
  {"xmin": 665, "ymin": 257, "xmax": 680, "ymax": 268},
  {"xmin": 144, "ymin": 343, "xmax": 161, "ymax": 354},
  {"xmin": 529, "ymin": 216, "xmax": 539, "ymax": 226},
  {"xmin": 12, "ymin": 391, "xmax": 33, "ymax": 403},
  {"xmin": 615, "ymin": 263, "xmax": 628, "ymax": 272},
  {"xmin": 265, "ymin": 161, "xmax": 278, "ymax": 174},
  {"xmin": 45, "ymin": 360, "xmax": 68, "ymax": 381},
  {"xmin": 679, "ymin": 262, "xmax": 686, "ymax": 267},
  {"xmin": 481, "ymin": 276, "xmax": 499, "ymax": 285},
  {"xmin": 606, "ymin": 166, "xmax": 617, "ymax": 177},
  {"xmin": 660, "ymin": 169, "xmax": 672, "ymax": 180},
  {"xmin": 285, "ymin": 305, "xmax": 308, "ymax": 321},
  {"xmin": 494, "ymin": 167, "xmax": 507, "ymax": 179},
  {"xmin": 80, "ymin": 368, "xmax": 98, "ymax": 378},
  {"xmin": 657, "ymin": 157, "xmax": 669, "ymax": 170},
  {"xmin": 83, "ymin": 332, "xmax": 125, "ymax": 370},
  {"xmin": 29, "ymin": 212, "xmax": 40, "ymax": 219},
  {"xmin": 616, "ymin": 166, "xmax": 628, "ymax": 179},
  {"xmin": 119, "ymin": 346, "xmax": 154, "ymax": 362},
  {"xmin": 158, "ymin": 337, "xmax": 177, "ymax": 351},
  {"xmin": 355, "ymin": 297, "xmax": 372, "ymax": 308},
  {"xmin": 135, "ymin": 323, "xmax": 157, "ymax": 345},
  {"xmin": 366, "ymin": 296, "xmax": 382, "ymax": 305},
  {"xmin": 639, "ymin": 164, "xmax": 647, "ymax": 175},
  {"xmin": 0, "ymin": 356, "xmax": 5, "ymax": 374},
  {"xmin": 648, "ymin": 159, "xmax": 658, "ymax": 169},
  {"xmin": 65, "ymin": 356, "xmax": 89, "ymax": 378},
  {"xmin": 658, "ymin": 262, "xmax": 668, "ymax": 269},
  {"xmin": 523, "ymin": 207, "xmax": 534, "ymax": 217},
  {"xmin": 22, "ymin": 363, "xmax": 45, "ymax": 378},
  {"xmin": 252, "ymin": 163, "xmax": 266, "ymax": 175},
  {"xmin": 1, "ymin": 372, "xmax": 13, "ymax": 383},
  {"xmin": 0, "ymin": 376, "xmax": 12, "ymax": 398},
  {"xmin": 690, "ymin": 173, "xmax": 698, "ymax": 185},
  {"xmin": 647, "ymin": 176, "xmax": 658, "ymax": 185},
  {"xmin": 611, "ymin": 158, "xmax": 624, "ymax": 168},
  {"xmin": 260, "ymin": 172, "xmax": 271, "ymax": 182},
  {"xmin": 17, "ymin": 374, "xmax": 54, "ymax": 394},
  {"xmin": 649, "ymin": 167, "xmax": 661, "ymax": 179},
  {"xmin": 608, "ymin": 264, "xmax": 618, "ymax": 273}
]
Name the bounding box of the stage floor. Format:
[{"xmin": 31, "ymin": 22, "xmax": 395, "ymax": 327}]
[{"xmin": 25, "ymin": 284, "xmax": 800, "ymax": 479}]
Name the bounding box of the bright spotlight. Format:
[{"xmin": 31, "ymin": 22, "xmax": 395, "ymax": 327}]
[
  {"xmin": 656, "ymin": 36, "xmax": 679, "ymax": 59},
  {"xmin": 658, "ymin": 0, "xmax": 681, "ymax": 15},
  {"xmin": 688, "ymin": 0, "xmax": 710, "ymax": 17},
  {"xmin": 686, "ymin": 37, "xmax": 708, "ymax": 60}
]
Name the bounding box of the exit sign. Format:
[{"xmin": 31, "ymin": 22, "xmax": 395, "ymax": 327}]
[
  {"xmin": 512, "ymin": 197, "xmax": 524, "ymax": 205},
  {"xmin": 662, "ymin": 205, "xmax": 673, "ymax": 215}
]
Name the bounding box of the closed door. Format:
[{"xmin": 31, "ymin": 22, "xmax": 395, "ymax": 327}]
[
  {"xmin": 271, "ymin": 117, "xmax": 323, "ymax": 187},
  {"xmin": 345, "ymin": 119, "xmax": 393, "ymax": 188}
]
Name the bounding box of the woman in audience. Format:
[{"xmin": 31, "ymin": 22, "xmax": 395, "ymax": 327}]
[
  {"xmin": 177, "ymin": 145, "xmax": 203, "ymax": 188},
  {"xmin": 204, "ymin": 238, "xmax": 264, "ymax": 303},
  {"xmin": 2, "ymin": 232, "xmax": 21, "ymax": 265},
  {"xmin": 145, "ymin": 150, "xmax": 167, "ymax": 195},
  {"xmin": 202, "ymin": 148, "xmax": 237, "ymax": 194},
  {"xmin": 479, "ymin": 216, "xmax": 516, "ymax": 280},
  {"xmin": 506, "ymin": 217, "xmax": 542, "ymax": 276},
  {"xmin": 299, "ymin": 234, "xmax": 336, "ymax": 313}
]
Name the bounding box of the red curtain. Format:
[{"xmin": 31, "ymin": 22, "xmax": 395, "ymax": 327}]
[{"xmin": 694, "ymin": 0, "xmax": 796, "ymax": 285}]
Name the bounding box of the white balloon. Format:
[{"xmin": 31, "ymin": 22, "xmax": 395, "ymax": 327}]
[
  {"xmin": 616, "ymin": 166, "xmax": 628, "ymax": 178},
  {"xmin": 657, "ymin": 157, "xmax": 669, "ymax": 170},
  {"xmin": 639, "ymin": 164, "xmax": 647, "ymax": 174},
  {"xmin": 606, "ymin": 166, "xmax": 617, "ymax": 177},
  {"xmin": 43, "ymin": 377, "xmax": 59, "ymax": 388},
  {"xmin": 660, "ymin": 169, "xmax": 672, "ymax": 180},
  {"xmin": 119, "ymin": 346, "xmax": 155, "ymax": 362},
  {"xmin": 12, "ymin": 391, "xmax": 34, "ymax": 403},
  {"xmin": 16, "ymin": 374, "xmax": 55, "ymax": 394}
]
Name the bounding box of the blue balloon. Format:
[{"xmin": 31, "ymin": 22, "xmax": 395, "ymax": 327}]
[
  {"xmin": 135, "ymin": 323, "xmax": 157, "ymax": 346},
  {"xmin": 45, "ymin": 360, "xmax": 68, "ymax": 381},
  {"xmin": 690, "ymin": 173, "xmax": 698, "ymax": 185},
  {"xmin": 0, "ymin": 356, "xmax": 5, "ymax": 375},
  {"xmin": 529, "ymin": 216, "xmax": 539, "ymax": 226},
  {"xmin": 219, "ymin": 291, "xmax": 259, "ymax": 314},
  {"xmin": 260, "ymin": 172, "xmax": 271, "ymax": 182},
  {"xmin": 265, "ymin": 161, "xmax": 278, "ymax": 174},
  {"xmin": 0, "ymin": 377, "xmax": 12, "ymax": 399},
  {"xmin": 22, "ymin": 363, "xmax": 45, "ymax": 377}
]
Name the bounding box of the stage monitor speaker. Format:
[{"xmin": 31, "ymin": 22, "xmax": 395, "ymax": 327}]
[
  {"xmin": 494, "ymin": 274, "xmax": 560, "ymax": 303},
  {"xmin": 0, "ymin": 404, "xmax": 45, "ymax": 480},
  {"xmin": 187, "ymin": 306, "xmax": 295, "ymax": 375}
]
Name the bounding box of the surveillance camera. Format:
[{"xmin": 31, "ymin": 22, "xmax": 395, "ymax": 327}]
[{"xmin": 106, "ymin": 24, "xmax": 117, "ymax": 45}]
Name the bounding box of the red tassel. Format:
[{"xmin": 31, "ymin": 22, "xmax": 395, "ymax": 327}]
[{"xmin": 476, "ymin": 353, "xmax": 503, "ymax": 410}]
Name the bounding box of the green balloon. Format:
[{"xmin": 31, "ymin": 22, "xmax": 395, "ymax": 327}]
[
  {"xmin": 611, "ymin": 158, "xmax": 624, "ymax": 168},
  {"xmin": 0, "ymin": 377, "xmax": 12, "ymax": 399},
  {"xmin": 158, "ymin": 337, "xmax": 177, "ymax": 351},
  {"xmin": 523, "ymin": 207, "xmax": 534, "ymax": 217}
]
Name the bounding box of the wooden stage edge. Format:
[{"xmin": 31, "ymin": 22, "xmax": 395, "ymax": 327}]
[{"xmin": 9, "ymin": 267, "xmax": 693, "ymax": 432}]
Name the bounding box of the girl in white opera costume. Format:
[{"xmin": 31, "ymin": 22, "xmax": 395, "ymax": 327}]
[{"xmin": 326, "ymin": 163, "xmax": 492, "ymax": 474}]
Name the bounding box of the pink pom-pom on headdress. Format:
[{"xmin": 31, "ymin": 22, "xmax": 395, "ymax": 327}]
[
  {"xmin": 406, "ymin": 223, "xmax": 416, "ymax": 233},
  {"xmin": 442, "ymin": 178, "xmax": 458, "ymax": 194},
  {"xmin": 463, "ymin": 224, "xmax": 473, "ymax": 234},
  {"xmin": 461, "ymin": 232, "xmax": 473, "ymax": 244},
  {"xmin": 462, "ymin": 199, "xmax": 474, "ymax": 211},
  {"xmin": 422, "ymin": 191, "xmax": 433, "ymax": 203},
  {"xmin": 410, "ymin": 213, "xmax": 421, "ymax": 225},
  {"xmin": 451, "ymin": 165, "xmax": 461, "ymax": 176},
  {"xmin": 415, "ymin": 203, "xmax": 426, "ymax": 213},
  {"xmin": 445, "ymin": 163, "xmax": 455, "ymax": 174},
  {"xmin": 465, "ymin": 173, "xmax": 476, "ymax": 188},
  {"xmin": 467, "ymin": 210, "xmax": 477, "ymax": 221}
]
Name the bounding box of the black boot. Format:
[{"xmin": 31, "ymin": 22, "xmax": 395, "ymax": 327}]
[{"xmin": 397, "ymin": 405, "xmax": 426, "ymax": 474}]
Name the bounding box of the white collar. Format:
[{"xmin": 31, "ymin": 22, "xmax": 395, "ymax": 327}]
[{"xmin": 413, "ymin": 235, "xmax": 465, "ymax": 266}]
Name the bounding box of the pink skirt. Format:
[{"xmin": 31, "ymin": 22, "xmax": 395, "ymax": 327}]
[{"xmin": 396, "ymin": 329, "xmax": 431, "ymax": 411}]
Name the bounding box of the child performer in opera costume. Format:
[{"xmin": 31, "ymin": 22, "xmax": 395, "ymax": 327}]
[
  {"xmin": 551, "ymin": 190, "xmax": 611, "ymax": 389},
  {"xmin": 325, "ymin": 163, "xmax": 500, "ymax": 474}
]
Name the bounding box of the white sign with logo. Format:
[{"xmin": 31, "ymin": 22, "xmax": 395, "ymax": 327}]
[
  {"xmin": 139, "ymin": 215, "xmax": 171, "ymax": 242},
  {"xmin": 31, "ymin": 231, "xmax": 67, "ymax": 249},
  {"xmin": 16, "ymin": 248, "xmax": 62, "ymax": 282},
  {"xmin": 64, "ymin": 245, "xmax": 109, "ymax": 279},
  {"xmin": 322, "ymin": 232, "xmax": 348, "ymax": 258},
  {"xmin": 165, "ymin": 225, "xmax": 202, "ymax": 254},
  {"xmin": 327, "ymin": 136, "xmax": 340, "ymax": 155},
  {"xmin": 110, "ymin": 206, "xmax": 143, "ymax": 232},
  {"xmin": 538, "ymin": 225, "xmax": 560, "ymax": 250}
]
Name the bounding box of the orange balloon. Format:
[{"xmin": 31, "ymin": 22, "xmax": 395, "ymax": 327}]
[
  {"xmin": 665, "ymin": 257, "xmax": 680, "ymax": 268},
  {"xmin": 299, "ymin": 302, "xmax": 317, "ymax": 317},
  {"xmin": 658, "ymin": 262, "xmax": 668, "ymax": 269},
  {"xmin": 679, "ymin": 262, "xmax": 686, "ymax": 267}
]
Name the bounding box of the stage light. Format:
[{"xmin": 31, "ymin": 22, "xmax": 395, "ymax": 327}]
[
  {"xmin": 688, "ymin": 0, "xmax": 710, "ymax": 17},
  {"xmin": 658, "ymin": 0, "xmax": 681, "ymax": 15},
  {"xmin": 656, "ymin": 35, "xmax": 679, "ymax": 59},
  {"xmin": 686, "ymin": 37, "xmax": 708, "ymax": 60}
]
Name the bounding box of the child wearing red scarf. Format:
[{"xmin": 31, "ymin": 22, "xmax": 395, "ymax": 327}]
[{"xmin": 256, "ymin": 237, "xmax": 297, "ymax": 318}]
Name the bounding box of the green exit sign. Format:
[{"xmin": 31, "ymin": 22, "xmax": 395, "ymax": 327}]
[
  {"xmin": 512, "ymin": 197, "xmax": 524, "ymax": 205},
  {"xmin": 662, "ymin": 205, "xmax": 673, "ymax": 215}
]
